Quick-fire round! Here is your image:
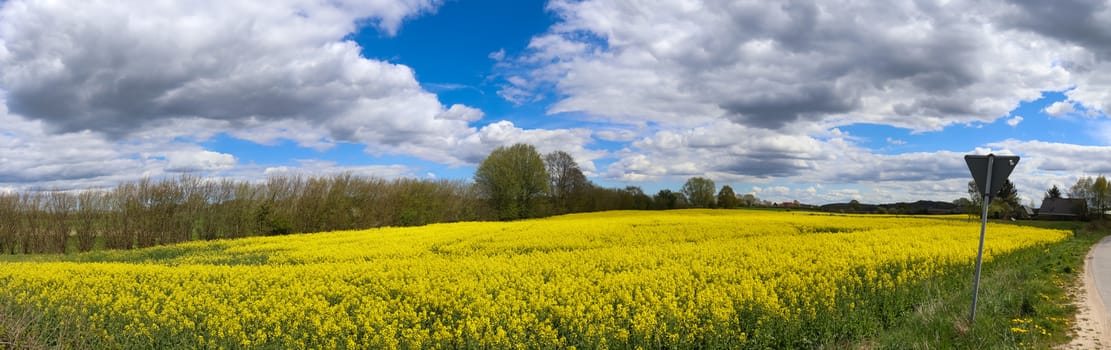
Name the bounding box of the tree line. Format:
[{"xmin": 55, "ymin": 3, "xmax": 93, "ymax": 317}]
[
  {"xmin": 474, "ymin": 144, "xmax": 768, "ymax": 220},
  {"xmin": 1057, "ymin": 175, "xmax": 1111, "ymax": 219},
  {"xmin": 0, "ymin": 175, "xmax": 486, "ymax": 254},
  {"xmin": 956, "ymin": 179, "xmax": 1024, "ymax": 219},
  {"xmin": 957, "ymin": 175, "xmax": 1111, "ymax": 220},
  {"xmin": 1, "ymin": 143, "xmax": 766, "ymax": 254}
]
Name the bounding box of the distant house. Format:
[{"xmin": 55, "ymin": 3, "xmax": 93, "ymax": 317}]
[
  {"xmin": 1038, "ymin": 198, "xmax": 1087, "ymax": 220},
  {"xmin": 780, "ymin": 200, "xmax": 800, "ymax": 208}
]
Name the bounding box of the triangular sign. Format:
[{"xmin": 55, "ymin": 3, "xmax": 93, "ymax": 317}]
[{"xmin": 965, "ymin": 154, "xmax": 1019, "ymax": 198}]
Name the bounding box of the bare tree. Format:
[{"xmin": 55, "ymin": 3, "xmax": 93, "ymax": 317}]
[
  {"xmin": 544, "ymin": 151, "xmax": 590, "ymax": 214},
  {"xmin": 0, "ymin": 194, "xmax": 17, "ymax": 254},
  {"xmin": 46, "ymin": 191, "xmax": 76, "ymax": 253},
  {"xmin": 1095, "ymin": 175, "xmax": 1109, "ymax": 219},
  {"xmin": 75, "ymin": 190, "xmax": 106, "ymax": 252}
]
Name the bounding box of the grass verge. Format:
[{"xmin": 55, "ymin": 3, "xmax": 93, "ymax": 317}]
[
  {"xmin": 0, "ymin": 304, "xmax": 46, "ymax": 350},
  {"xmin": 867, "ymin": 220, "xmax": 1108, "ymax": 348}
]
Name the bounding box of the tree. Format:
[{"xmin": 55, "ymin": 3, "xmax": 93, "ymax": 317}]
[
  {"xmin": 996, "ymin": 180, "xmax": 1018, "ymax": 204},
  {"xmin": 716, "ymin": 185, "xmax": 739, "ymax": 209},
  {"xmin": 967, "ymin": 179, "xmax": 1020, "ymax": 219},
  {"xmin": 740, "ymin": 193, "xmax": 759, "ymax": 207},
  {"xmin": 624, "ymin": 186, "xmax": 653, "ymax": 210},
  {"xmin": 995, "ymin": 179, "xmax": 1020, "ymax": 218},
  {"xmin": 675, "ymin": 192, "xmax": 691, "ymax": 208},
  {"xmin": 1070, "ymin": 176, "xmax": 1094, "ymax": 201},
  {"xmin": 1045, "ymin": 185, "xmax": 1062, "ymax": 200},
  {"xmin": 849, "ymin": 199, "xmax": 861, "ymax": 212},
  {"xmin": 952, "ymin": 198, "xmax": 973, "ymax": 220},
  {"xmin": 544, "ymin": 151, "xmax": 591, "ymax": 214},
  {"xmin": 682, "ymin": 177, "xmax": 716, "ymax": 208},
  {"xmin": 967, "ymin": 180, "xmax": 983, "ymax": 219},
  {"xmin": 653, "ymin": 189, "xmax": 681, "ymax": 210},
  {"xmin": 952, "ymin": 198, "xmax": 971, "ymax": 208},
  {"xmin": 475, "ymin": 143, "xmax": 550, "ymax": 220},
  {"xmin": 1095, "ymin": 175, "xmax": 1110, "ymax": 219},
  {"xmin": 1070, "ymin": 176, "xmax": 1102, "ymax": 217}
]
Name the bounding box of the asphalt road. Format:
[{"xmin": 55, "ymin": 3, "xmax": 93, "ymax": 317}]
[{"xmin": 1090, "ymin": 236, "xmax": 1111, "ymax": 313}]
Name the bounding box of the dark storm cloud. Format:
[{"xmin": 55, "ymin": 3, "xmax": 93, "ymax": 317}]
[
  {"xmin": 714, "ymin": 157, "xmax": 812, "ymax": 178},
  {"xmin": 6, "ymin": 66, "xmax": 202, "ymax": 137},
  {"xmin": 720, "ymin": 83, "xmax": 858, "ymax": 129},
  {"xmin": 1000, "ymin": 0, "xmax": 1111, "ymax": 58}
]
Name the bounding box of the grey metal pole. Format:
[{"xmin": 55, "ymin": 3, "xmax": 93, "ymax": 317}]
[{"xmin": 970, "ymin": 155, "xmax": 994, "ymax": 325}]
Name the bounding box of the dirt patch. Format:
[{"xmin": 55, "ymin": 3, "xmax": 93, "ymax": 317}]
[{"xmin": 1062, "ymin": 240, "xmax": 1111, "ymax": 349}]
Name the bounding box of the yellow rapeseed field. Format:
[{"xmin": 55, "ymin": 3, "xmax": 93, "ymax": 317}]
[{"xmin": 0, "ymin": 210, "xmax": 1070, "ymax": 348}]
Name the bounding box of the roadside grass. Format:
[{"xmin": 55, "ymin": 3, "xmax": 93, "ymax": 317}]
[
  {"xmin": 0, "ymin": 304, "xmax": 47, "ymax": 350},
  {"xmin": 868, "ymin": 219, "xmax": 1106, "ymax": 348}
]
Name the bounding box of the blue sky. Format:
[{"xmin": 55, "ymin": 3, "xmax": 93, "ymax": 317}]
[{"xmin": 2, "ymin": 0, "xmax": 1111, "ymax": 205}]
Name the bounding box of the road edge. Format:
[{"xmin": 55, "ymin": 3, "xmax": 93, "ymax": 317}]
[{"xmin": 1064, "ymin": 236, "xmax": 1111, "ymax": 349}]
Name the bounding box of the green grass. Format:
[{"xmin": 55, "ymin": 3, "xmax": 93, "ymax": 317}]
[
  {"xmin": 0, "ymin": 304, "xmax": 47, "ymax": 350},
  {"xmin": 866, "ymin": 220, "xmax": 1107, "ymax": 348}
]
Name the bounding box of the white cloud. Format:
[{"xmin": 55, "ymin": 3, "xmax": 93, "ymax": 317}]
[
  {"xmin": 0, "ymin": 84, "xmax": 461, "ymax": 191},
  {"xmin": 604, "ymin": 121, "xmax": 831, "ymax": 183},
  {"xmin": 450, "ymin": 121, "xmax": 603, "ymax": 173},
  {"xmin": 829, "ymin": 189, "xmax": 862, "ymax": 200},
  {"xmin": 594, "ymin": 129, "xmax": 639, "ymax": 142},
  {"xmin": 226, "ymin": 119, "xmax": 336, "ymax": 152},
  {"xmin": 1067, "ymin": 62, "xmax": 1111, "ymax": 116},
  {"xmin": 762, "ymin": 186, "xmax": 791, "ymax": 195},
  {"xmin": 263, "ymin": 160, "xmax": 414, "ymax": 179},
  {"xmin": 165, "ymin": 150, "xmax": 236, "ymax": 172},
  {"xmin": 988, "ymin": 139, "xmax": 1111, "ymax": 175},
  {"xmin": 1006, "ymin": 115, "xmax": 1024, "ymax": 127},
  {"xmin": 0, "ymin": 112, "xmax": 137, "ymax": 188},
  {"xmin": 595, "ymin": 118, "xmax": 1000, "ymax": 204},
  {"xmin": 886, "ymin": 137, "xmax": 907, "ymax": 145},
  {"xmin": 1045, "ymin": 101, "xmax": 1077, "ymax": 116},
  {"xmin": 435, "ymin": 104, "xmax": 485, "ymax": 122},
  {"xmin": 994, "ymin": 0, "xmax": 1111, "ymax": 117},
  {"xmin": 0, "ymin": 109, "xmax": 245, "ymax": 190},
  {"xmin": 489, "ymin": 49, "xmax": 506, "ymax": 61}
]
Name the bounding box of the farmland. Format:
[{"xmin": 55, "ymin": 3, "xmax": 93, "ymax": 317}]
[{"xmin": 0, "ymin": 210, "xmax": 1089, "ymax": 348}]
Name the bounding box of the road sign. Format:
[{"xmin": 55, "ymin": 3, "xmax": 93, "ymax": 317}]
[
  {"xmin": 965, "ymin": 154, "xmax": 1019, "ymax": 198},
  {"xmin": 964, "ymin": 153, "xmax": 1019, "ymax": 326}
]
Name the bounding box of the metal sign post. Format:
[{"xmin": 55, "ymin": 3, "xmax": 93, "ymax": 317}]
[
  {"xmin": 969, "ymin": 156, "xmax": 993, "ymax": 325},
  {"xmin": 964, "ymin": 153, "xmax": 1019, "ymax": 325}
]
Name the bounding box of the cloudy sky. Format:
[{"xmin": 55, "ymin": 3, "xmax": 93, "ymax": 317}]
[{"xmin": 2, "ymin": 0, "xmax": 1111, "ymax": 206}]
